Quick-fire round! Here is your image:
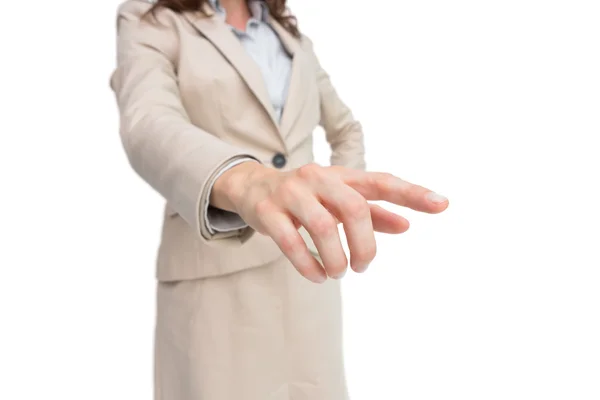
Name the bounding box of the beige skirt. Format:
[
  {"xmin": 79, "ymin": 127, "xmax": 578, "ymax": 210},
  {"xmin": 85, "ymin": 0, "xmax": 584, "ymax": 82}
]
[{"xmin": 154, "ymin": 254, "xmax": 349, "ymax": 400}]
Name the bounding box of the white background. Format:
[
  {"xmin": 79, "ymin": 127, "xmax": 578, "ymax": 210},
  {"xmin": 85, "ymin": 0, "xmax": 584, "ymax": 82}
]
[{"xmin": 1, "ymin": 0, "xmax": 599, "ymax": 399}]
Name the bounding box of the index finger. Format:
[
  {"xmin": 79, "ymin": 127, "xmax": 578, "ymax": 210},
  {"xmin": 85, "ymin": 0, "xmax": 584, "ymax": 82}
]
[{"xmin": 342, "ymin": 171, "xmax": 449, "ymax": 214}]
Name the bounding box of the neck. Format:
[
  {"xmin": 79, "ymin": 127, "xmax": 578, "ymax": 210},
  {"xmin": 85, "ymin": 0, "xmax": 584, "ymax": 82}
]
[
  {"xmin": 219, "ymin": 0, "xmax": 248, "ymax": 13},
  {"xmin": 218, "ymin": 0, "xmax": 252, "ymax": 30}
]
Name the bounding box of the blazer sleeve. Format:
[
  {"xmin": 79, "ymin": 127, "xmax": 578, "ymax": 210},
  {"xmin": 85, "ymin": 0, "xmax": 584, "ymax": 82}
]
[
  {"xmin": 304, "ymin": 36, "xmax": 366, "ymax": 171},
  {"xmin": 110, "ymin": 1, "xmax": 257, "ymax": 242}
]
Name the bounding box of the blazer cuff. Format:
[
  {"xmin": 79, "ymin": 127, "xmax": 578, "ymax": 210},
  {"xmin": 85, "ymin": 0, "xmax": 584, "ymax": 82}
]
[{"xmin": 204, "ymin": 157, "xmax": 258, "ymax": 234}]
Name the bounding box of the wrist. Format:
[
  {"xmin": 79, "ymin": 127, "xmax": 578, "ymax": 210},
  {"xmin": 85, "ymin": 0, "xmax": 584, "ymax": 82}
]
[{"xmin": 210, "ymin": 161, "xmax": 267, "ymax": 212}]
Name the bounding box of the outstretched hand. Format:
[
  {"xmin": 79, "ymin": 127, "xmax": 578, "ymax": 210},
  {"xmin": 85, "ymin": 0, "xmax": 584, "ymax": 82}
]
[{"xmin": 212, "ymin": 163, "xmax": 449, "ymax": 283}]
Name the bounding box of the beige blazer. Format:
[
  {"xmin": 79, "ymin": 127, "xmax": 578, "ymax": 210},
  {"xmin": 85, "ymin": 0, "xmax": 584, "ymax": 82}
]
[{"xmin": 110, "ymin": 0, "xmax": 365, "ymax": 281}]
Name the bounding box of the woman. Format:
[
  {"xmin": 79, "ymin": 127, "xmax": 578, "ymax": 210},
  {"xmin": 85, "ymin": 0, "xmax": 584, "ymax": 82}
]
[{"xmin": 111, "ymin": 0, "xmax": 448, "ymax": 398}]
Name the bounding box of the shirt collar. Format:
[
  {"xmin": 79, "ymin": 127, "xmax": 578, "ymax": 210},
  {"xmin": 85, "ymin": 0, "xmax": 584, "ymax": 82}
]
[{"xmin": 209, "ymin": 0, "xmax": 268, "ymax": 22}]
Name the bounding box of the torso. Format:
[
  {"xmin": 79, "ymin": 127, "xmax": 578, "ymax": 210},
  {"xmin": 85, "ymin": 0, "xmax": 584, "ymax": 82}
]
[{"xmin": 138, "ymin": 1, "xmax": 322, "ymax": 280}]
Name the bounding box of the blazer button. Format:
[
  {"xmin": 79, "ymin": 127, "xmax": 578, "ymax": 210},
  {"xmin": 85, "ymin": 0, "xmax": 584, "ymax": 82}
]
[{"xmin": 272, "ymin": 153, "xmax": 287, "ymax": 169}]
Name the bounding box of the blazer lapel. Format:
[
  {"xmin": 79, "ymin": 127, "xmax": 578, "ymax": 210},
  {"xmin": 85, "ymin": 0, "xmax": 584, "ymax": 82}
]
[
  {"xmin": 182, "ymin": 9, "xmax": 279, "ymax": 129},
  {"xmin": 269, "ymin": 19, "xmax": 307, "ymax": 137}
]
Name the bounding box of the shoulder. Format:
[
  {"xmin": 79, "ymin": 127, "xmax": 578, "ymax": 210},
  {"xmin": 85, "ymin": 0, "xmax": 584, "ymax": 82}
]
[
  {"xmin": 298, "ymin": 33, "xmax": 314, "ymax": 50},
  {"xmin": 115, "ymin": 0, "xmax": 186, "ymax": 51},
  {"xmin": 116, "ymin": 0, "xmax": 177, "ymax": 26},
  {"xmin": 117, "ymin": 0, "xmax": 152, "ymax": 17},
  {"xmin": 115, "ymin": 0, "xmax": 181, "ymax": 61}
]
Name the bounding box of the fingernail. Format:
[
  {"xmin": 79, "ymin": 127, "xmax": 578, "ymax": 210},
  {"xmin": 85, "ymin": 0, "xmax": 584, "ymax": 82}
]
[
  {"xmin": 426, "ymin": 192, "xmax": 447, "ymax": 204},
  {"xmin": 354, "ymin": 263, "xmax": 370, "ymax": 273},
  {"xmin": 313, "ymin": 274, "xmax": 327, "ymax": 284},
  {"xmin": 332, "ymin": 269, "xmax": 347, "ymax": 280}
]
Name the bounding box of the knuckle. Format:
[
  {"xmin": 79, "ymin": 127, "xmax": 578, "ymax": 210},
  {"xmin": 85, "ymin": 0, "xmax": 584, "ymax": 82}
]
[
  {"xmin": 408, "ymin": 182, "xmax": 424, "ymax": 197},
  {"xmin": 278, "ymin": 178, "xmax": 304, "ymax": 203},
  {"xmin": 328, "ymin": 165, "xmax": 345, "ymax": 174},
  {"xmin": 342, "ymin": 198, "xmax": 370, "ymax": 220},
  {"xmin": 308, "ymin": 215, "xmax": 338, "ymax": 237},
  {"xmin": 375, "ymin": 171, "xmax": 394, "ymax": 182},
  {"xmin": 297, "ymin": 163, "xmax": 323, "ymax": 180},
  {"xmin": 378, "ymin": 172, "xmax": 396, "ymax": 187},
  {"xmin": 278, "ymin": 232, "xmax": 305, "ymax": 255},
  {"xmin": 280, "ymin": 177, "xmax": 302, "ymax": 193},
  {"xmin": 253, "ymin": 198, "xmax": 273, "ymax": 215},
  {"xmin": 369, "ymin": 172, "xmax": 398, "ymax": 198}
]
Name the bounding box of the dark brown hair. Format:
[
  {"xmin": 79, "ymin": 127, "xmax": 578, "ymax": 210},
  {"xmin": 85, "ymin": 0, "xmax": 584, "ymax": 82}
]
[{"xmin": 148, "ymin": 0, "xmax": 300, "ymax": 38}]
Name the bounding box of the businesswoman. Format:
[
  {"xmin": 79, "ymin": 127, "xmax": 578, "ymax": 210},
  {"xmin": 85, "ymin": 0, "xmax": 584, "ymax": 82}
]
[{"xmin": 111, "ymin": 0, "xmax": 448, "ymax": 398}]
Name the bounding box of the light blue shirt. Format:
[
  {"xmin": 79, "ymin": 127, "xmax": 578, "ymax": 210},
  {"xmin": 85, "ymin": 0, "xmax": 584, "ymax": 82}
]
[{"xmin": 210, "ymin": 0, "xmax": 292, "ymax": 122}]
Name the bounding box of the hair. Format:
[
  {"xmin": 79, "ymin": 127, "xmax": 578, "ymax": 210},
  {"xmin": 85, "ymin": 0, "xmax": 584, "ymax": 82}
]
[{"xmin": 147, "ymin": 0, "xmax": 300, "ymax": 38}]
